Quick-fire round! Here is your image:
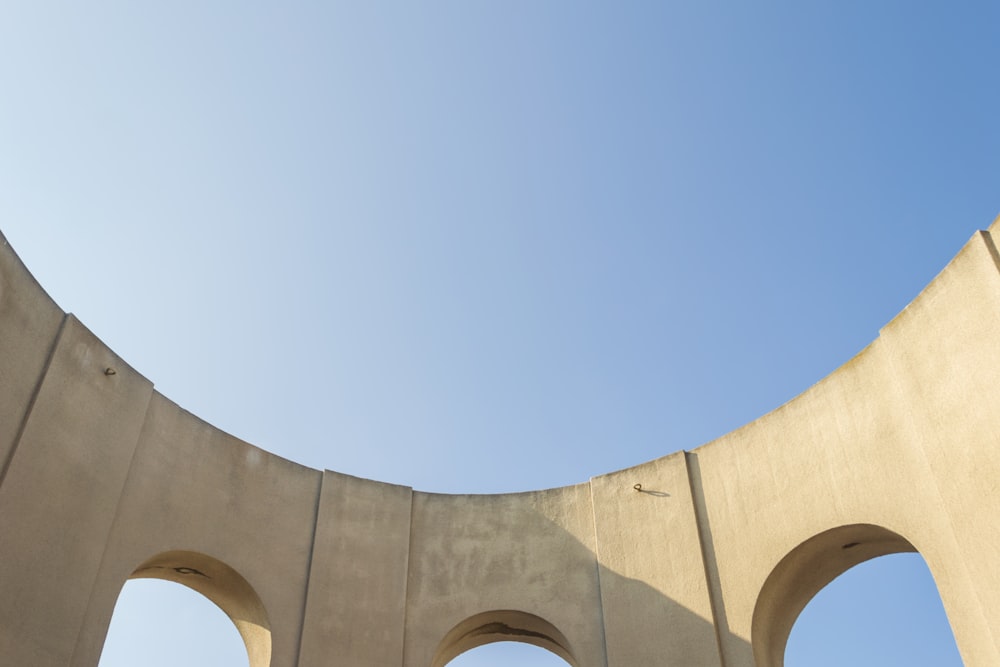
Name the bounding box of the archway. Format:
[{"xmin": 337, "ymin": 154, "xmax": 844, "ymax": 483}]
[
  {"xmin": 98, "ymin": 579, "xmax": 248, "ymax": 666},
  {"xmin": 751, "ymin": 524, "xmax": 958, "ymax": 667},
  {"xmin": 446, "ymin": 641, "xmax": 572, "ymax": 667},
  {"xmin": 432, "ymin": 610, "xmax": 576, "ymax": 667},
  {"xmin": 99, "ymin": 550, "xmax": 271, "ymax": 667},
  {"xmin": 784, "ymin": 552, "xmax": 961, "ymax": 666}
]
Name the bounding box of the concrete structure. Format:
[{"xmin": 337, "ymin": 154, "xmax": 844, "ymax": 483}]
[{"xmin": 0, "ymin": 219, "xmax": 998, "ymax": 667}]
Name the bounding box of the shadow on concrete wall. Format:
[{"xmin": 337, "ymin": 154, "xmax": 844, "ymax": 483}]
[{"xmin": 407, "ymin": 485, "xmax": 753, "ymax": 667}]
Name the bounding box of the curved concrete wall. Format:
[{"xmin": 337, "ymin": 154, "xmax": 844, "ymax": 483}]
[{"xmin": 1, "ymin": 220, "xmax": 998, "ymax": 666}]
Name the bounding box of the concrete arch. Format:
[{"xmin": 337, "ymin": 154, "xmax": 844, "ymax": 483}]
[
  {"xmin": 1, "ymin": 220, "xmax": 999, "ymax": 666},
  {"xmin": 432, "ymin": 610, "xmax": 575, "ymax": 667},
  {"xmin": 127, "ymin": 550, "xmax": 272, "ymax": 667},
  {"xmin": 751, "ymin": 524, "xmax": 917, "ymax": 667}
]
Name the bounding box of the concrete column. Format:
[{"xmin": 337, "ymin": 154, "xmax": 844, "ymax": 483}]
[
  {"xmin": 590, "ymin": 452, "xmax": 725, "ymax": 666},
  {"xmin": 297, "ymin": 471, "xmax": 412, "ymax": 667},
  {"xmin": 0, "ymin": 317, "xmax": 153, "ymax": 665}
]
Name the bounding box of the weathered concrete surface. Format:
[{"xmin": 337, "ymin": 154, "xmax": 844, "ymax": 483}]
[
  {"xmin": 298, "ymin": 471, "xmax": 411, "ymax": 667},
  {"xmin": 0, "ymin": 314, "xmax": 153, "ymax": 666},
  {"xmin": 405, "ymin": 485, "xmax": 606, "ymax": 667},
  {"xmin": 69, "ymin": 393, "xmax": 321, "ymax": 667},
  {"xmin": 591, "ymin": 452, "xmax": 722, "ymax": 666},
  {"xmin": 0, "ymin": 219, "xmax": 998, "ymax": 666},
  {"xmin": 0, "ymin": 234, "xmax": 64, "ymax": 489}
]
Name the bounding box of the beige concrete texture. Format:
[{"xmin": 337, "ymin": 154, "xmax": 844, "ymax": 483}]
[{"xmin": 0, "ymin": 218, "xmax": 998, "ymax": 666}]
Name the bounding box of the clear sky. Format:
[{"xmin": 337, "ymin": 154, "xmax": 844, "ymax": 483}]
[{"xmin": 2, "ymin": 1, "xmax": 996, "ymax": 665}]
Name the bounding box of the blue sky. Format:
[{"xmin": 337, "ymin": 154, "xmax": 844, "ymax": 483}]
[{"xmin": 2, "ymin": 1, "xmax": 996, "ymax": 665}]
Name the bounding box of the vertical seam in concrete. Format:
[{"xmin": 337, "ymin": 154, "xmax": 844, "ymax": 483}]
[
  {"xmin": 293, "ymin": 470, "xmax": 326, "ymax": 667},
  {"xmin": 400, "ymin": 488, "xmax": 414, "ymax": 667},
  {"xmin": 684, "ymin": 451, "xmax": 729, "ymax": 667},
  {"xmin": 0, "ymin": 313, "xmax": 67, "ymax": 491},
  {"xmin": 400, "ymin": 490, "xmax": 417, "ymax": 667},
  {"xmin": 587, "ymin": 479, "xmax": 610, "ymax": 667},
  {"xmin": 69, "ymin": 386, "xmax": 156, "ymax": 666},
  {"xmin": 979, "ymin": 228, "xmax": 1000, "ymax": 276}
]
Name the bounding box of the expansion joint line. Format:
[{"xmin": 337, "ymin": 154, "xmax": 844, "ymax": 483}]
[
  {"xmin": 980, "ymin": 228, "xmax": 1000, "ymax": 277},
  {"xmin": 0, "ymin": 313, "xmax": 68, "ymax": 491},
  {"xmin": 684, "ymin": 451, "xmax": 729, "ymax": 667},
  {"xmin": 399, "ymin": 487, "xmax": 416, "ymax": 667},
  {"xmin": 293, "ymin": 471, "xmax": 326, "ymax": 667},
  {"xmin": 588, "ymin": 478, "xmax": 611, "ymax": 667}
]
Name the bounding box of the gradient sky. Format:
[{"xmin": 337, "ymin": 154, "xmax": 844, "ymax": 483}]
[{"xmin": 2, "ymin": 1, "xmax": 997, "ymax": 665}]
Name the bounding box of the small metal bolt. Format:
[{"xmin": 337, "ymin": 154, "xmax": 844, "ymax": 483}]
[
  {"xmin": 633, "ymin": 483, "xmax": 642, "ymax": 492},
  {"xmin": 104, "ymin": 368, "xmax": 116, "ymax": 376}
]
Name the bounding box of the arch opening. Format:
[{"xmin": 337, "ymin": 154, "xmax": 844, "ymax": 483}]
[
  {"xmin": 103, "ymin": 550, "xmax": 272, "ymax": 667},
  {"xmin": 784, "ymin": 552, "xmax": 961, "ymax": 666},
  {"xmin": 98, "ymin": 578, "xmax": 249, "ymax": 666},
  {"xmin": 751, "ymin": 523, "xmax": 939, "ymax": 667},
  {"xmin": 446, "ymin": 640, "xmax": 573, "ymax": 667},
  {"xmin": 432, "ymin": 610, "xmax": 576, "ymax": 667}
]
